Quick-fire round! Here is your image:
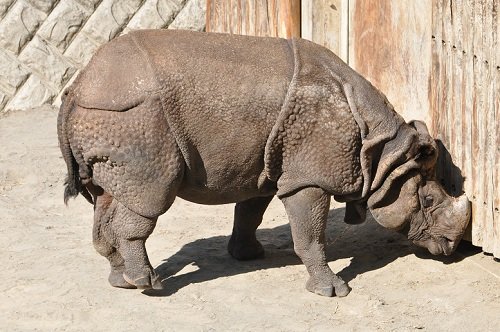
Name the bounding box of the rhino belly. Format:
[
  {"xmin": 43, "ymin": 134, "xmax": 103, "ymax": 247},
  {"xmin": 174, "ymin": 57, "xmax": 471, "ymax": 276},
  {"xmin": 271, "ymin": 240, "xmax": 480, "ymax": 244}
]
[{"xmin": 176, "ymin": 130, "xmax": 278, "ymax": 205}]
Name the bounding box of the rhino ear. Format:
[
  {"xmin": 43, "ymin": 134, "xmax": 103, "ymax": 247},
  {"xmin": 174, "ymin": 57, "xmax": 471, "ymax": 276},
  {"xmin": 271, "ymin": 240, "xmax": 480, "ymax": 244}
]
[{"xmin": 408, "ymin": 120, "xmax": 438, "ymax": 179}]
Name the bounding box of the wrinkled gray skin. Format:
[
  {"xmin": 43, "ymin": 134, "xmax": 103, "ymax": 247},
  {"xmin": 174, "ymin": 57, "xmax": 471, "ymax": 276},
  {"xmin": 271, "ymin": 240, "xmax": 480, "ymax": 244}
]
[{"xmin": 58, "ymin": 30, "xmax": 471, "ymax": 297}]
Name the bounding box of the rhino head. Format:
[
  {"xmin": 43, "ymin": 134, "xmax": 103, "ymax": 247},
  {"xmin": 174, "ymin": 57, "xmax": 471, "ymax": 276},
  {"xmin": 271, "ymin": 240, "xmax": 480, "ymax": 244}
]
[{"xmin": 367, "ymin": 121, "xmax": 471, "ymax": 256}]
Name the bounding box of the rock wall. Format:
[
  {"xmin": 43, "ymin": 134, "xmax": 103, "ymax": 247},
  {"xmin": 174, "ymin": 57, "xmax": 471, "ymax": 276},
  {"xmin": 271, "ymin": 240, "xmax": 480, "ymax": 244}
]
[{"xmin": 0, "ymin": 0, "xmax": 206, "ymax": 111}]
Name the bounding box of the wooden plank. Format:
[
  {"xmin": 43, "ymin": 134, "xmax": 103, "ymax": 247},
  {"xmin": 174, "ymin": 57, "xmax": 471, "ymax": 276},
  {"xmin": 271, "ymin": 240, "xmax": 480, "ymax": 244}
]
[
  {"xmin": 206, "ymin": 0, "xmax": 300, "ymax": 38},
  {"xmin": 433, "ymin": 0, "xmax": 447, "ymax": 192},
  {"xmin": 480, "ymin": 0, "xmax": 491, "ymax": 253},
  {"xmin": 450, "ymin": 0, "xmax": 464, "ymax": 198},
  {"xmin": 494, "ymin": 0, "xmax": 500, "ymax": 258},
  {"xmin": 484, "ymin": 0, "xmax": 497, "ymax": 255},
  {"xmin": 301, "ymin": 0, "xmax": 347, "ymax": 60},
  {"xmin": 255, "ymin": 0, "xmax": 269, "ymax": 36},
  {"xmin": 349, "ymin": 0, "xmax": 432, "ymax": 123},
  {"xmin": 440, "ymin": 0, "xmax": 453, "ymax": 196},
  {"xmin": 460, "ymin": 0, "xmax": 475, "ymax": 241},
  {"xmin": 471, "ymin": 0, "xmax": 487, "ymax": 248},
  {"xmin": 301, "ymin": 0, "xmax": 313, "ymax": 40},
  {"xmin": 430, "ymin": 0, "xmax": 443, "ymax": 136},
  {"xmin": 275, "ymin": 0, "xmax": 300, "ymax": 38}
]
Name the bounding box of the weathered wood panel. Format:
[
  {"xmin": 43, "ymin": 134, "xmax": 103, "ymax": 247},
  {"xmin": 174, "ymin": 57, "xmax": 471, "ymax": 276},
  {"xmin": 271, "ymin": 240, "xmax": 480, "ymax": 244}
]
[
  {"xmin": 206, "ymin": 0, "xmax": 300, "ymax": 38},
  {"xmin": 431, "ymin": 0, "xmax": 499, "ymax": 257},
  {"xmin": 495, "ymin": 0, "xmax": 500, "ymax": 258},
  {"xmin": 301, "ymin": 0, "xmax": 349, "ymax": 61},
  {"xmin": 348, "ymin": 0, "xmax": 433, "ymax": 123}
]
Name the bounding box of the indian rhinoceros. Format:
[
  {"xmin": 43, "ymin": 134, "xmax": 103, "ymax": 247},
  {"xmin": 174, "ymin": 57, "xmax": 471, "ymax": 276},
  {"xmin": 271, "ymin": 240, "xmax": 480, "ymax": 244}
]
[{"xmin": 58, "ymin": 29, "xmax": 471, "ymax": 297}]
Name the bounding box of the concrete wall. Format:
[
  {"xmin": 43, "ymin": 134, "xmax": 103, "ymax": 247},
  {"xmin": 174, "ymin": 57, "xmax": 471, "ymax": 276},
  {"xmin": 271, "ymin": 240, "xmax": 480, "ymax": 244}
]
[{"xmin": 0, "ymin": 0, "xmax": 206, "ymax": 111}]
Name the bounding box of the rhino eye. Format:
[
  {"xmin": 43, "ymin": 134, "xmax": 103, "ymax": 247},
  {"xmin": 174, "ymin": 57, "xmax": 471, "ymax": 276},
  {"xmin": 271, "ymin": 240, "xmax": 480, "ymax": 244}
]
[{"xmin": 423, "ymin": 195, "xmax": 434, "ymax": 208}]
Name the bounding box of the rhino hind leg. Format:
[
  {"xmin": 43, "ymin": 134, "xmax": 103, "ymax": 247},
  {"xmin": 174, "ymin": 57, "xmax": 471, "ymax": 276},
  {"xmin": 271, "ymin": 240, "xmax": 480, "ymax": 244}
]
[
  {"xmin": 110, "ymin": 201, "xmax": 164, "ymax": 290},
  {"xmin": 93, "ymin": 192, "xmax": 135, "ymax": 289},
  {"xmin": 281, "ymin": 187, "xmax": 350, "ymax": 297},
  {"xmin": 228, "ymin": 195, "xmax": 274, "ymax": 260},
  {"xmin": 93, "ymin": 191, "xmax": 164, "ymax": 290}
]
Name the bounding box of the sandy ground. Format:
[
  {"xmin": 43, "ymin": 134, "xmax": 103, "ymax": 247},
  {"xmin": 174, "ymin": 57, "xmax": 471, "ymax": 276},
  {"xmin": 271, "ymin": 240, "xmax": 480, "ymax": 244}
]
[{"xmin": 1, "ymin": 106, "xmax": 499, "ymax": 332}]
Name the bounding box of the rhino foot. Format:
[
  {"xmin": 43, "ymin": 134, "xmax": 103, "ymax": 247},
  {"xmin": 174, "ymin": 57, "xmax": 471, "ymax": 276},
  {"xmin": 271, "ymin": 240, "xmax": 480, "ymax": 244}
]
[
  {"xmin": 228, "ymin": 236, "xmax": 265, "ymax": 260},
  {"xmin": 122, "ymin": 270, "xmax": 163, "ymax": 290},
  {"xmin": 306, "ymin": 276, "xmax": 351, "ymax": 297},
  {"xmin": 108, "ymin": 268, "xmax": 136, "ymax": 289}
]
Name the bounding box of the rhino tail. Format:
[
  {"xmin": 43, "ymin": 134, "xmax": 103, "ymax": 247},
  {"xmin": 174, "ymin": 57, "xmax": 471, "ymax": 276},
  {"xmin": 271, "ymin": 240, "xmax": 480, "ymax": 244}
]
[{"xmin": 57, "ymin": 89, "xmax": 94, "ymax": 205}]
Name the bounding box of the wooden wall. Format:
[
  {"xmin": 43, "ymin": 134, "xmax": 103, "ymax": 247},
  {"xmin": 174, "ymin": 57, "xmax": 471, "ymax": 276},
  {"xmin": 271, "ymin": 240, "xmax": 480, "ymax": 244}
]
[
  {"xmin": 430, "ymin": 0, "xmax": 499, "ymax": 256},
  {"xmin": 206, "ymin": 0, "xmax": 300, "ymax": 37},
  {"xmin": 348, "ymin": 0, "xmax": 433, "ymax": 124},
  {"xmin": 304, "ymin": 0, "xmax": 499, "ymax": 258},
  {"xmin": 301, "ymin": 0, "xmax": 349, "ymax": 61},
  {"xmin": 206, "ymin": 0, "xmax": 500, "ymax": 258}
]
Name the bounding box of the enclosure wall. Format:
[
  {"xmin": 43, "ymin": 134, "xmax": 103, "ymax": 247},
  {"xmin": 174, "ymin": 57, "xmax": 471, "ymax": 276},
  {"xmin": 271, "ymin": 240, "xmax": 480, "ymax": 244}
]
[{"xmin": 0, "ymin": 0, "xmax": 206, "ymax": 111}]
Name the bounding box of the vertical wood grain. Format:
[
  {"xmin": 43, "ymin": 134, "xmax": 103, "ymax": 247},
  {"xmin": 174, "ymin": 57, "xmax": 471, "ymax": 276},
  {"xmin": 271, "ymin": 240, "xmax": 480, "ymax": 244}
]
[
  {"xmin": 207, "ymin": 0, "xmax": 300, "ymax": 38},
  {"xmin": 300, "ymin": 0, "xmax": 348, "ymax": 61},
  {"xmin": 430, "ymin": 0, "xmax": 499, "ymax": 256},
  {"xmin": 349, "ymin": 0, "xmax": 432, "ymax": 124},
  {"xmin": 494, "ymin": 0, "xmax": 500, "ymax": 257},
  {"xmin": 461, "ymin": 0, "xmax": 475, "ymax": 227}
]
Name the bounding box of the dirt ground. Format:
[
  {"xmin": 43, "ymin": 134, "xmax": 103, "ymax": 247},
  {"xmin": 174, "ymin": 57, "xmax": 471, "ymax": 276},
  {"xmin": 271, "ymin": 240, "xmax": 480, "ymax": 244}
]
[{"xmin": 1, "ymin": 106, "xmax": 499, "ymax": 332}]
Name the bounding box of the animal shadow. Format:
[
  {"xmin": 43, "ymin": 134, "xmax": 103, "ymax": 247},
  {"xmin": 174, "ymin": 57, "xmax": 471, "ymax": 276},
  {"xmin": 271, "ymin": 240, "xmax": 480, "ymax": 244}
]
[
  {"xmin": 146, "ymin": 206, "xmax": 478, "ymax": 297},
  {"xmin": 435, "ymin": 139, "xmax": 465, "ymax": 197}
]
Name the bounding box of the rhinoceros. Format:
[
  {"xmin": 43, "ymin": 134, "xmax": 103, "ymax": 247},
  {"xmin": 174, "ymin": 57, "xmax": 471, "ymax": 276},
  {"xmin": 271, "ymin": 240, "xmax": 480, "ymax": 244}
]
[{"xmin": 58, "ymin": 29, "xmax": 471, "ymax": 297}]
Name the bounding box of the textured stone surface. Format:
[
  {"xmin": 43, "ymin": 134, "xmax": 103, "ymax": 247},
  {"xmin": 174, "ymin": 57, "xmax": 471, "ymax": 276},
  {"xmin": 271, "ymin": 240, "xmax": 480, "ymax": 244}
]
[
  {"xmin": 25, "ymin": 0, "xmax": 59, "ymax": 13},
  {"xmin": 169, "ymin": 0, "xmax": 205, "ymax": 31},
  {"xmin": 0, "ymin": 49, "xmax": 29, "ymax": 92},
  {"xmin": 0, "ymin": 0, "xmax": 15, "ymax": 17},
  {"xmin": 124, "ymin": 0, "xmax": 186, "ymax": 32},
  {"xmin": 7, "ymin": 75, "xmax": 57, "ymax": 110},
  {"xmin": 74, "ymin": 0, "xmax": 103, "ymax": 10},
  {"xmin": 63, "ymin": 32, "xmax": 101, "ymax": 66},
  {"xmin": 37, "ymin": 0, "xmax": 92, "ymax": 51},
  {"xmin": 80, "ymin": 0, "xmax": 143, "ymax": 45},
  {"xmin": 0, "ymin": 1, "xmax": 46, "ymax": 54},
  {"xmin": 0, "ymin": 0, "xmax": 206, "ymax": 111},
  {"xmin": 18, "ymin": 36, "xmax": 77, "ymax": 90},
  {"xmin": 0, "ymin": 89, "xmax": 9, "ymax": 109}
]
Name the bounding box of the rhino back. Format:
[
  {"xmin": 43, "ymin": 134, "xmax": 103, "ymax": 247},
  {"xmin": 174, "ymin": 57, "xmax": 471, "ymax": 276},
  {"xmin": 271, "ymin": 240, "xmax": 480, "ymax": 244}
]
[
  {"xmin": 76, "ymin": 30, "xmax": 294, "ymax": 203},
  {"xmin": 137, "ymin": 30, "xmax": 294, "ymax": 202}
]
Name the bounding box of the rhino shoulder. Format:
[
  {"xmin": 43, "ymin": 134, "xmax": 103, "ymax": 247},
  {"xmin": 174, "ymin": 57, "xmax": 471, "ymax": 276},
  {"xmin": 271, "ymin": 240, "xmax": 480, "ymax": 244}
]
[{"xmin": 264, "ymin": 38, "xmax": 364, "ymax": 197}]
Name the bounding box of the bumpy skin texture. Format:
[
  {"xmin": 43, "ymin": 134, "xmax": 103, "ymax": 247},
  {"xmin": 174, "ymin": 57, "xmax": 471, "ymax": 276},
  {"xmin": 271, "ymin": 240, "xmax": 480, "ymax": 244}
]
[{"xmin": 58, "ymin": 30, "xmax": 470, "ymax": 296}]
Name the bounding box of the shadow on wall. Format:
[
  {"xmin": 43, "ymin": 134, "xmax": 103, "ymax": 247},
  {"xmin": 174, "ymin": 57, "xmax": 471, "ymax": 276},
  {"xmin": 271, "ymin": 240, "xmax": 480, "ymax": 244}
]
[
  {"xmin": 435, "ymin": 139, "xmax": 466, "ymax": 197},
  {"xmin": 146, "ymin": 206, "xmax": 480, "ymax": 297}
]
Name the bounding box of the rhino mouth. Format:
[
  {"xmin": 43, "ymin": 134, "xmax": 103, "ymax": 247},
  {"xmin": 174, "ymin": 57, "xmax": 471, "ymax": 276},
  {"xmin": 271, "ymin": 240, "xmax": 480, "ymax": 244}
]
[
  {"xmin": 413, "ymin": 235, "xmax": 456, "ymax": 256},
  {"xmin": 438, "ymin": 236, "xmax": 456, "ymax": 255}
]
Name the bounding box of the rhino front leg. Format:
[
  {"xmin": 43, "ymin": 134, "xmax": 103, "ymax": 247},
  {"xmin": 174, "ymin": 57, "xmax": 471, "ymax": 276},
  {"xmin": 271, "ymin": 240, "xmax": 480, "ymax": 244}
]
[
  {"xmin": 228, "ymin": 195, "xmax": 273, "ymax": 260},
  {"xmin": 281, "ymin": 187, "xmax": 350, "ymax": 297}
]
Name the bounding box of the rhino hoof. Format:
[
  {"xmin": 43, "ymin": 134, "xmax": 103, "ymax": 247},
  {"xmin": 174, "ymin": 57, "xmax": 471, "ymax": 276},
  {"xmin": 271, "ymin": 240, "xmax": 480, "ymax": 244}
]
[
  {"xmin": 306, "ymin": 277, "xmax": 351, "ymax": 297},
  {"xmin": 313, "ymin": 285, "xmax": 335, "ymax": 297},
  {"xmin": 108, "ymin": 270, "xmax": 136, "ymax": 289},
  {"xmin": 228, "ymin": 238, "xmax": 265, "ymax": 260},
  {"xmin": 334, "ymin": 283, "xmax": 351, "ymax": 297},
  {"xmin": 122, "ymin": 272, "xmax": 164, "ymax": 290}
]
